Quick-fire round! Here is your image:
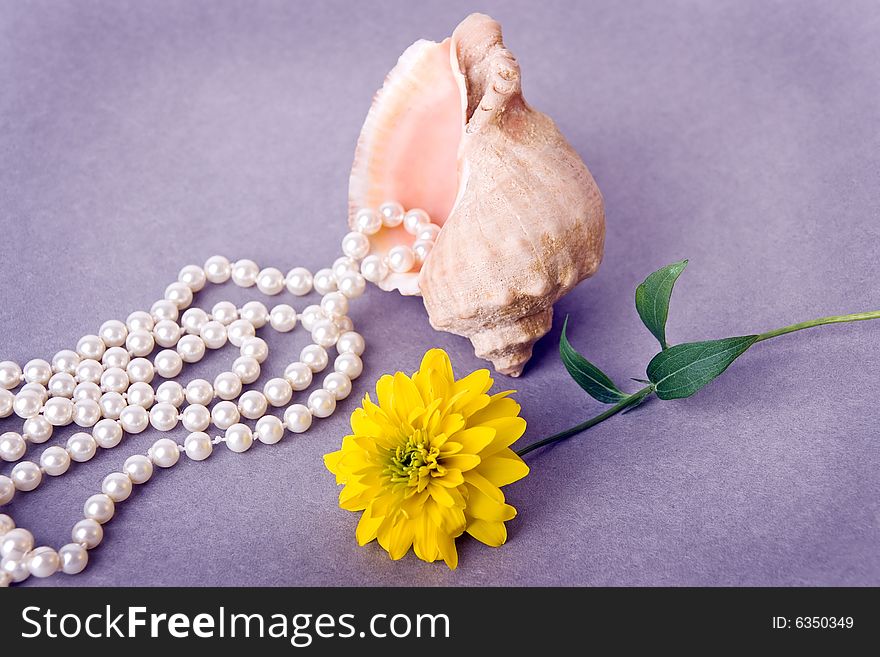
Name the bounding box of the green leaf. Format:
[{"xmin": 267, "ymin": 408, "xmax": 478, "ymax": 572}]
[
  {"xmin": 646, "ymin": 335, "xmax": 758, "ymax": 400},
  {"xmin": 635, "ymin": 259, "xmax": 689, "ymax": 349},
  {"xmin": 560, "ymin": 316, "xmax": 628, "ymax": 404}
]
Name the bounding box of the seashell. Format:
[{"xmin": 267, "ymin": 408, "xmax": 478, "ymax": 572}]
[{"xmin": 349, "ymin": 13, "xmax": 605, "ymax": 376}]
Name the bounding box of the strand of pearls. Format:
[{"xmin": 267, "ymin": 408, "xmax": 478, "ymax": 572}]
[{"xmin": 0, "ymin": 201, "xmax": 438, "ymax": 586}]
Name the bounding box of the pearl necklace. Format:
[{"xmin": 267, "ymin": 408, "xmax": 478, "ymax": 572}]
[{"xmin": 0, "ymin": 201, "xmax": 438, "ymax": 586}]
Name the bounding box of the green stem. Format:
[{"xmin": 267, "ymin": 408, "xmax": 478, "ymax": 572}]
[
  {"xmin": 755, "ymin": 310, "xmax": 880, "ymax": 342},
  {"xmin": 515, "ymin": 385, "xmax": 655, "ymax": 457},
  {"xmin": 516, "ymin": 309, "xmax": 880, "ymax": 458}
]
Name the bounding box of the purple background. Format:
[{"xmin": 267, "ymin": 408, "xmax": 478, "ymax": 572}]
[{"xmin": 1, "ymin": 0, "xmax": 878, "ymax": 587}]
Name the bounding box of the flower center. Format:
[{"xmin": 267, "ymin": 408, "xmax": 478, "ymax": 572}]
[{"xmin": 387, "ymin": 431, "xmax": 442, "ymax": 488}]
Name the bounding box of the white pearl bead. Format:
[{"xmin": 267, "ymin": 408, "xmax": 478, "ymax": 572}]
[
  {"xmin": 84, "ymin": 493, "xmax": 115, "ymax": 523},
  {"xmin": 181, "ymin": 307, "xmax": 210, "ymax": 334},
  {"xmin": 231, "ymin": 259, "xmax": 259, "ymax": 287},
  {"xmin": 184, "ymin": 432, "xmax": 213, "ymax": 461},
  {"xmin": 177, "ymin": 335, "xmax": 206, "ymax": 363},
  {"xmin": 332, "ymin": 256, "xmax": 359, "ymax": 280},
  {"xmin": 27, "ymin": 546, "xmax": 60, "ymax": 577},
  {"xmin": 204, "ymin": 255, "xmax": 232, "ymax": 284},
  {"xmin": 182, "ymin": 404, "xmax": 211, "ymax": 432},
  {"xmin": 185, "ymin": 379, "xmax": 213, "ymax": 406},
  {"xmin": 300, "ymin": 344, "xmax": 329, "ymax": 372},
  {"xmin": 102, "ymin": 472, "xmax": 132, "ymax": 502},
  {"xmin": 51, "ymin": 349, "xmax": 81, "ymax": 374},
  {"xmin": 283, "ymin": 404, "xmax": 312, "ymax": 433},
  {"xmin": 269, "ymin": 304, "xmax": 297, "ymax": 332},
  {"xmin": 240, "ymin": 301, "xmax": 269, "ymax": 328},
  {"xmin": 231, "ymin": 356, "xmax": 261, "ymax": 384},
  {"xmin": 379, "ymin": 201, "xmax": 405, "ymax": 227},
  {"xmin": 98, "ymin": 321, "xmax": 128, "ymax": 349},
  {"xmin": 126, "ymin": 383, "xmax": 153, "ymax": 410},
  {"xmin": 0, "ymin": 513, "xmax": 14, "ymax": 534},
  {"xmin": 0, "ymin": 361, "xmax": 23, "ymax": 389},
  {"xmin": 126, "ymin": 329, "xmax": 155, "ymax": 357},
  {"xmin": 43, "ymin": 397, "xmax": 74, "ymax": 426},
  {"xmin": 225, "ymin": 423, "xmax": 253, "ymax": 453},
  {"xmin": 149, "ymin": 438, "xmax": 180, "ymax": 468},
  {"xmin": 74, "ymin": 399, "xmax": 101, "ymax": 427},
  {"xmin": 126, "ymin": 358, "xmax": 154, "ymax": 384},
  {"xmin": 2, "ymin": 557, "xmax": 28, "ymax": 583},
  {"xmin": 321, "ymin": 291, "xmax": 349, "ymax": 318},
  {"xmin": 98, "ymin": 392, "xmax": 126, "ymax": 419},
  {"xmin": 341, "ymin": 231, "xmax": 370, "ymax": 260},
  {"xmin": 360, "ymin": 254, "xmax": 389, "ymax": 283},
  {"xmin": 126, "ymin": 310, "xmax": 154, "ymax": 332},
  {"xmin": 164, "ymin": 281, "xmax": 193, "ymax": 309},
  {"xmin": 416, "ymin": 223, "xmax": 441, "ymax": 242},
  {"xmin": 11, "ymin": 461, "xmax": 42, "ymax": 491},
  {"xmin": 263, "ymin": 378, "xmax": 292, "ymax": 407},
  {"xmin": 211, "ymin": 301, "xmax": 238, "ymax": 325},
  {"xmin": 0, "ymin": 432, "xmax": 26, "ymax": 462},
  {"xmin": 335, "ymin": 352, "xmax": 364, "ymax": 380},
  {"xmin": 75, "ymin": 359, "xmax": 103, "ymax": 384},
  {"xmin": 337, "ymin": 271, "xmax": 366, "ymax": 298},
  {"xmin": 153, "ymin": 319, "xmax": 181, "ymax": 348},
  {"xmin": 21, "ymin": 382, "xmax": 47, "ymax": 402},
  {"xmin": 24, "ymin": 416, "xmax": 53, "ymax": 443},
  {"xmin": 239, "ymin": 337, "xmax": 269, "ymax": 363},
  {"xmin": 100, "ymin": 367, "xmax": 129, "ymax": 394},
  {"xmin": 149, "ymin": 402, "xmax": 179, "ymax": 431},
  {"xmin": 155, "ymin": 381, "xmax": 185, "ymax": 406},
  {"xmin": 300, "ymin": 305, "xmax": 325, "ymax": 331},
  {"xmin": 119, "ymin": 404, "xmax": 149, "ymax": 433},
  {"xmin": 151, "ymin": 299, "xmax": 179, "ymax": 322},
  {"xmin": 40, "ymin": 445, "xmax": 70, "ymax": 476},
  {"xmin": 323, "ymin": 372, "xmax": 352, "ymax": 400},
  {"xmin": 13, "ymin": 389, "xmax": 41, "ymax": 418},
  {"xmin": 71, "ymin": 518, "xmax": 103, "ymax": 549},
  {"xmin": 101, "ymin": 346, "xmax": 130, "ymax": 369},
  {"xmin": 285, "ymin": 267, "xmax": 313, "ymax": 296},
  {"xmin": 403, "ymin": 208, "xmax": 431, "ymax": 235},
  {"xmin": 355, "ymin": 207, "xmax": 383, "ymax": 235},
  {"xmin": 178, "ymin": 264, "xmax": 207, "ymax": 291},
  {"xmin": 213, "ymin": 372, "xmax": 242, "ymax": 400},
  {"xmin": 336, "ymin": 331, "xmax": 366, "ymax": 356},
  {"xmin": 92, "ymin": 418, "xmax": 123, "ymax": 449},
  {"xmin": 256, "ymin": 267, "xmax": 285, "ymax": 295},
  {"xmin": 311, "ymin": 319, "xmax": 340, "ymax": 348},
  {"xmin": 227, "ymin": 319, "xmax": 256, "ymax": 348},
  {"xmin": 1, "ymin": 527, "xmax": 33, "ymax": 559},
  {"xmin": 76, "ymin": 335, "xmax": 106, "ymax": 361},
  {"xmin": 238, "ymin": 390, "xmax": 268, "ymax": 419},
  {"xmin": 199, "ymin": 320, "xmax": 227, "ymax": 349},
  {"xmin": 72, "ymin": 382, "xmax": 102, "ymax": 403},
  {"xmin": 412, "ymin": 239, "xmax": 433, "ymax": 264},
  {"xmin": 308, "ymin": 389, "xmax": 337, "ymax": 418},
  {"xmin": 255, "ymin": 415, "xmax": 284, "ymax": 445},
  {"xmin": 0, "ymin": 477, "xmax": 14, "ymax": 505},
  {"xmin": 66, "ymin": 432, "xmax": 97, "ymax": 462},
  {"xmin": 0, "ymin": 389, "xmax": 13, "ymax": 419},
  {"xmin": 59, "ymin": 543, "xmax": 88, "ymax": 574},
  {"xmin": 23, "ymin": 359, "xmax": 52, "ymax": 385},
  {"xmin": 154, "ymin": 349, "xmax": 183, "ymax": 378},
  {"xmin": 211, "ymin": 400, "xmax": 240, "ymax": 429},
  {"xmin": 387, "ymin": 245, "xmax": 416, "ymax": 273},
  {"xmin": 284, "ymin": 362, "xmax": 313, "ymax": 391},
  {"xmin": 314, "ymin": 268, "xmax": 337, "ymax": 294},
  {"xmin": 335, "ymin": 316, "xmax": 354, "ymax": 332},
  {"xmin": 123, "ymin": 455, "xmax": 153, "ymax": 484}
]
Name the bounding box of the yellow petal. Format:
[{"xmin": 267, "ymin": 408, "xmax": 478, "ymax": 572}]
[
  {"xmin": 356, "ymin": 507, "xmax": 383, "ymax": 546},
  {"xmin": 466, "ymin": 519, "xmax": 508, "ymax": 547},
  {"xmin": 392, "ymin": 371, "xmax": 424, "ymax": 420},
  {"xmin": 451, "ymin": 426, "xmax": 496, "ymax": 454},
  {"xmin": 464, "ymin": 469, "xmax": 505, "ymax": 503},
  {"xmin": 478, "ymin": 452, "xmax": 530, "ymax": 487},
  {"xmin": 468, "ymin": 393, "xmax": 520, "ymax": 425},
  {"xmin": 441, "ymin": 453, "xmax": 482, "ymax": 472},
  {"xmin": 465, "ymin": 485, "xmax": 517, "ymax": 522},
  {"xmin": 419, "ymin": 348, "xmax": 454, "ymax": 383},
  {"xmin": 477, "ymin": 417, "xmax": 528, "ymax": 457},
  {"xmin": 436, "ymin": 528, "xmax": 459, "ymax": 570}
]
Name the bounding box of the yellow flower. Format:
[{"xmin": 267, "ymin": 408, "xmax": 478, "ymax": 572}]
[{"xmin": 324, "ymin": 348, "xmax": 529, "ymax": 569}]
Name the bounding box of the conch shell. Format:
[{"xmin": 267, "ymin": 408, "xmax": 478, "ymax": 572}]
[{"xmin": 349, "ymin": 13, "xmax": 605, "ymax": 376}]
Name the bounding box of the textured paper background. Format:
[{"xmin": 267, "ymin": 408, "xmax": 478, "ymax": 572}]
[{"xmin": 1, "ymin": 0, "xmax": 878, "ymax": 586}]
